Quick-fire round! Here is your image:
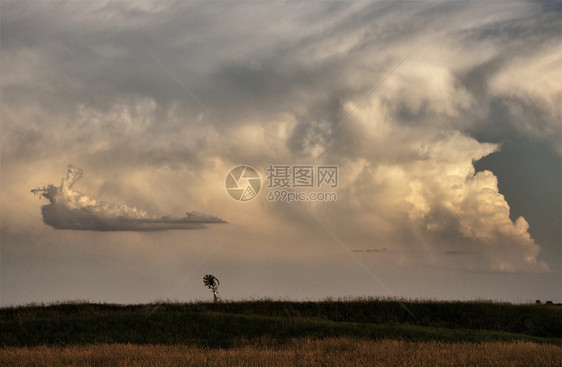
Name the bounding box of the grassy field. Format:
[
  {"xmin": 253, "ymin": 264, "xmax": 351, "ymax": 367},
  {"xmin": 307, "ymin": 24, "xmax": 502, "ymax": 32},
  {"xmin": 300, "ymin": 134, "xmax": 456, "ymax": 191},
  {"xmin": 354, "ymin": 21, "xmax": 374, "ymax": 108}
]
[
  {"xmin": 2, "ymin": 339, "xmax": 561, "ymax": 367},
  {"xmin": 1, "ymin": 299, "xmax": 560, "ymax": 365}
]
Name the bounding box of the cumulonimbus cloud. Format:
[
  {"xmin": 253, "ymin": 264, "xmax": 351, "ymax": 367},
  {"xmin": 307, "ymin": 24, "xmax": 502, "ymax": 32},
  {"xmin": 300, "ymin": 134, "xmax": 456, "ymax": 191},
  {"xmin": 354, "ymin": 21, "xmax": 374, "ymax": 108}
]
[
  {"xmin": 31, "ymin": 165, "xmax": 226, "ymax": 231},
  {"xmin": 2, "ymin": 0, "xmax": 554, "ymax": 279}
]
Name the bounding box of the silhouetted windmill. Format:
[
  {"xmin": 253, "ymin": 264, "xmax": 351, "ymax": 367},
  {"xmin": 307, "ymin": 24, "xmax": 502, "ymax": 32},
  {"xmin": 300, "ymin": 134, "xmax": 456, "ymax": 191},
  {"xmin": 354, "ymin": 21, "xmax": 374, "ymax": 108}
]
[{"xmin": 203, "ymin": 274, "xmax": 219, "ymax": 303}]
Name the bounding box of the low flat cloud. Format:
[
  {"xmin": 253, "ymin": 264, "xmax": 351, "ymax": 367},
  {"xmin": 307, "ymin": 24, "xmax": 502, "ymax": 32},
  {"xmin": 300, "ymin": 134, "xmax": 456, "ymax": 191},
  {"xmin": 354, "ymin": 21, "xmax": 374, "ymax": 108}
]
[
  {"xmin": 31, "ymin": 165, "xmax": 226, "ymax": 231},
  {"xmin": 352, "ymin": 248, "xmax": 388, "ymax": 253}
]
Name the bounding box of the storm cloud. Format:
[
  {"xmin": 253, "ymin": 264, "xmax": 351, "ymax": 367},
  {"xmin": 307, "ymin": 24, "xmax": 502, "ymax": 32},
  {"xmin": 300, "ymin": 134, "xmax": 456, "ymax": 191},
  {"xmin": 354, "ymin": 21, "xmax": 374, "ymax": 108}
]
[
  {"xmin": 2, "ymin": 0, "xmax": 560, "ymax": 304},
  {"xmin": 31, "ymin": 165, "xmax": 225, "ymax": 231}
]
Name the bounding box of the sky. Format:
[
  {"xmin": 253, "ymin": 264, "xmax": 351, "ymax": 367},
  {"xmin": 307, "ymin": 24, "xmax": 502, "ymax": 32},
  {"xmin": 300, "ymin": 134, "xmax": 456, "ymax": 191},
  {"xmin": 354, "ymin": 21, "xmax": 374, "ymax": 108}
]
[{"xmin": 1, "ymin": 0, "xmax": 560, "ymax": 306}]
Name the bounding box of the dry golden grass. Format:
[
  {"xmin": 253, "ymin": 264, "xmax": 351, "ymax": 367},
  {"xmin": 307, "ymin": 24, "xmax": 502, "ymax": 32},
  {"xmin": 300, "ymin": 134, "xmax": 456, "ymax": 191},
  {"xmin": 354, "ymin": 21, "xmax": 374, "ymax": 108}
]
[{"xmin": 1, "ymin": 338, "xmax": 560, "ymax": 367}]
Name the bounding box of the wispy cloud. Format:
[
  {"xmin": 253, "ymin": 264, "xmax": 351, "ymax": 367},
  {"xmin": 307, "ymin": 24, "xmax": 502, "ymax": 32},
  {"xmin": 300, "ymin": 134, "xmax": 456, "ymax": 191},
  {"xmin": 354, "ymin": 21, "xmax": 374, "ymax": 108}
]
[{"xmin": 352, "ymin": 248, "xmax": 388, "ymax": 253}]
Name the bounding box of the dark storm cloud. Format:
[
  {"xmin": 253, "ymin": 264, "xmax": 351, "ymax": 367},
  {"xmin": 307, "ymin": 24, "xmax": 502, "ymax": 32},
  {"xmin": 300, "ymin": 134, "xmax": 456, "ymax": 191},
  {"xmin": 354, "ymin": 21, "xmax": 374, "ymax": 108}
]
[
  {"xmin": 31, "ymin": 166, "xmax": 225, "ymax": 231},
  {"xmin": 3, "ymin": 0, "xmax": 558, "ymax": 161}
]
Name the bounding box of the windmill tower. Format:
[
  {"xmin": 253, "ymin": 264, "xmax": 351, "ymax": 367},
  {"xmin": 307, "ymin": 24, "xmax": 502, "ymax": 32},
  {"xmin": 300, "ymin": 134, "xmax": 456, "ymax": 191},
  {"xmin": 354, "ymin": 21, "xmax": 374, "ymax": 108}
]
[{"xmin": 203, "ymin": 274, "xmax": 220, "ymax": 303}]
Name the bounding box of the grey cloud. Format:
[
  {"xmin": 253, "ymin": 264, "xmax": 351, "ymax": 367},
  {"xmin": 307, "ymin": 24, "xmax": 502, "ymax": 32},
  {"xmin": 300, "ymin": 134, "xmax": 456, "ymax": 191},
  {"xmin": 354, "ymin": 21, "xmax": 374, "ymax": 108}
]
[
  {"xmin": 4, "ymin": 0, "xmax": 558, "ymax": 163},
  {"xmin": 31, "ymin": 165, "xmax": 225, "ymax": 231},
  {"xmin": 444, "ymin": 250, "xmax": 472, "ymax": 255},
  {"xmin": 352, "ymin": 248, "xmax": 388, "ymax": 253}
]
